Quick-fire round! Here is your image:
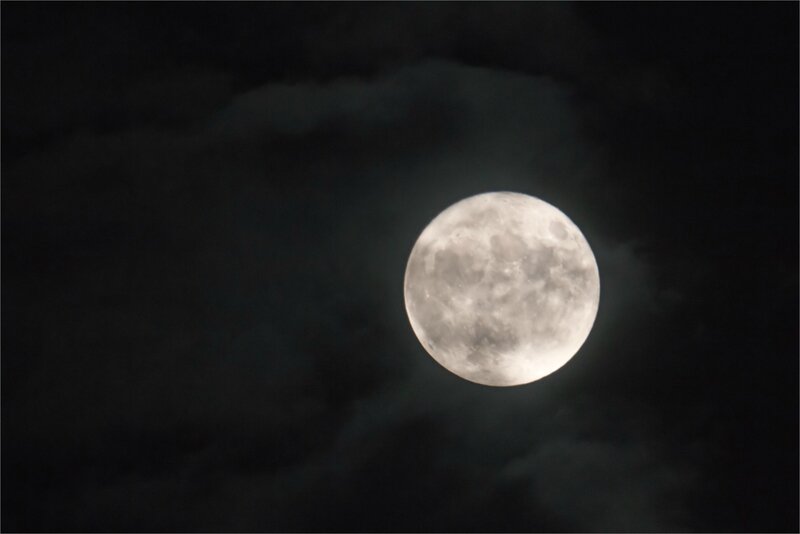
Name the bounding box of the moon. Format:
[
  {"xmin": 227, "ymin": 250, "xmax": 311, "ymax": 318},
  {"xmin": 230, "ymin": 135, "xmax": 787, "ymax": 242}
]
[{"xmin": 403, "ymin": 191, "xmax": 600, "ymax": 386}]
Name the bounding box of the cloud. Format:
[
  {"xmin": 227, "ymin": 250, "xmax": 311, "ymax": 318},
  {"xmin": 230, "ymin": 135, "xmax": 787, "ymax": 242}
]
[
  {"xmin": 4, "ymin": 59, "xmax": 680, "ymax": 531},
  {"xmin": 502, "ymin": 412, "xmax": 695, "ymax": 531}
]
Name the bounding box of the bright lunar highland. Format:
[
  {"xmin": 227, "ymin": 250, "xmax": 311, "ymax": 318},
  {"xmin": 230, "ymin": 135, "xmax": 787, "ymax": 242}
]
[{"xmin": 404, "ymin": 192, "xmax": 600, "ymax": 386}]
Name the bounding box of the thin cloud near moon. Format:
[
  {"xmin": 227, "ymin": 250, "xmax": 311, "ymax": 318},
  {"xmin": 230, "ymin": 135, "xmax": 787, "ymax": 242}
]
[{"xmin": 404, "ymin": 191, "xmax": 600, "ymax": 386}]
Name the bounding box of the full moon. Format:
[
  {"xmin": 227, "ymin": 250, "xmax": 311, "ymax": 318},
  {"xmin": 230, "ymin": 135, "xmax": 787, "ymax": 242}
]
[{"xmin": 404, "ymin": 191, "xmax": 600, "ymax": 386}]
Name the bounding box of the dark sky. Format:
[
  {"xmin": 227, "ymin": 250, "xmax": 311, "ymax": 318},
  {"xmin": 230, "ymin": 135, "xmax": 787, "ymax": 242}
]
[{"xmin": 2, "ymin": 3, "xmax": 798, "ymax": 532}]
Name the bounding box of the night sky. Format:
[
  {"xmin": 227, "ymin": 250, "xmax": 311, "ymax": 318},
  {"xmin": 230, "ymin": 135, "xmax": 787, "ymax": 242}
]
[{"xmin": 3, "ymin": 3, "xmax": 798, "ymax": 532}]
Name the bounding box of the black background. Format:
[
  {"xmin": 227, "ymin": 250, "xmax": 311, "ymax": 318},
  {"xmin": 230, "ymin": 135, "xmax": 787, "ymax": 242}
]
[{"xmin": 3, "ymin": 3, "xmax": 798, "ymax": 532}]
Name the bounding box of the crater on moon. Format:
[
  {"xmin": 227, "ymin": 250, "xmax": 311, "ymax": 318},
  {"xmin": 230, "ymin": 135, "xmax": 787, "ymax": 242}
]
[{"xmin": 403, "ymin": 191, "xmax": 600, "ymax": 386}]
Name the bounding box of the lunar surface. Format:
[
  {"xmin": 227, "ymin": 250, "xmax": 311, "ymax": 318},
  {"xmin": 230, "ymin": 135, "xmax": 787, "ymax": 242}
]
[{"xmin": 404, "ymin": 192, "xmax": 600, "ymax": 386}]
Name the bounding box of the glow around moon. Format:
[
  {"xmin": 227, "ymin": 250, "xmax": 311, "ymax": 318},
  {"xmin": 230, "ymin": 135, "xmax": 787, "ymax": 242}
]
[{"xmin": 403, "ymin": 192, "xmax": 600, "ymax": 386}]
